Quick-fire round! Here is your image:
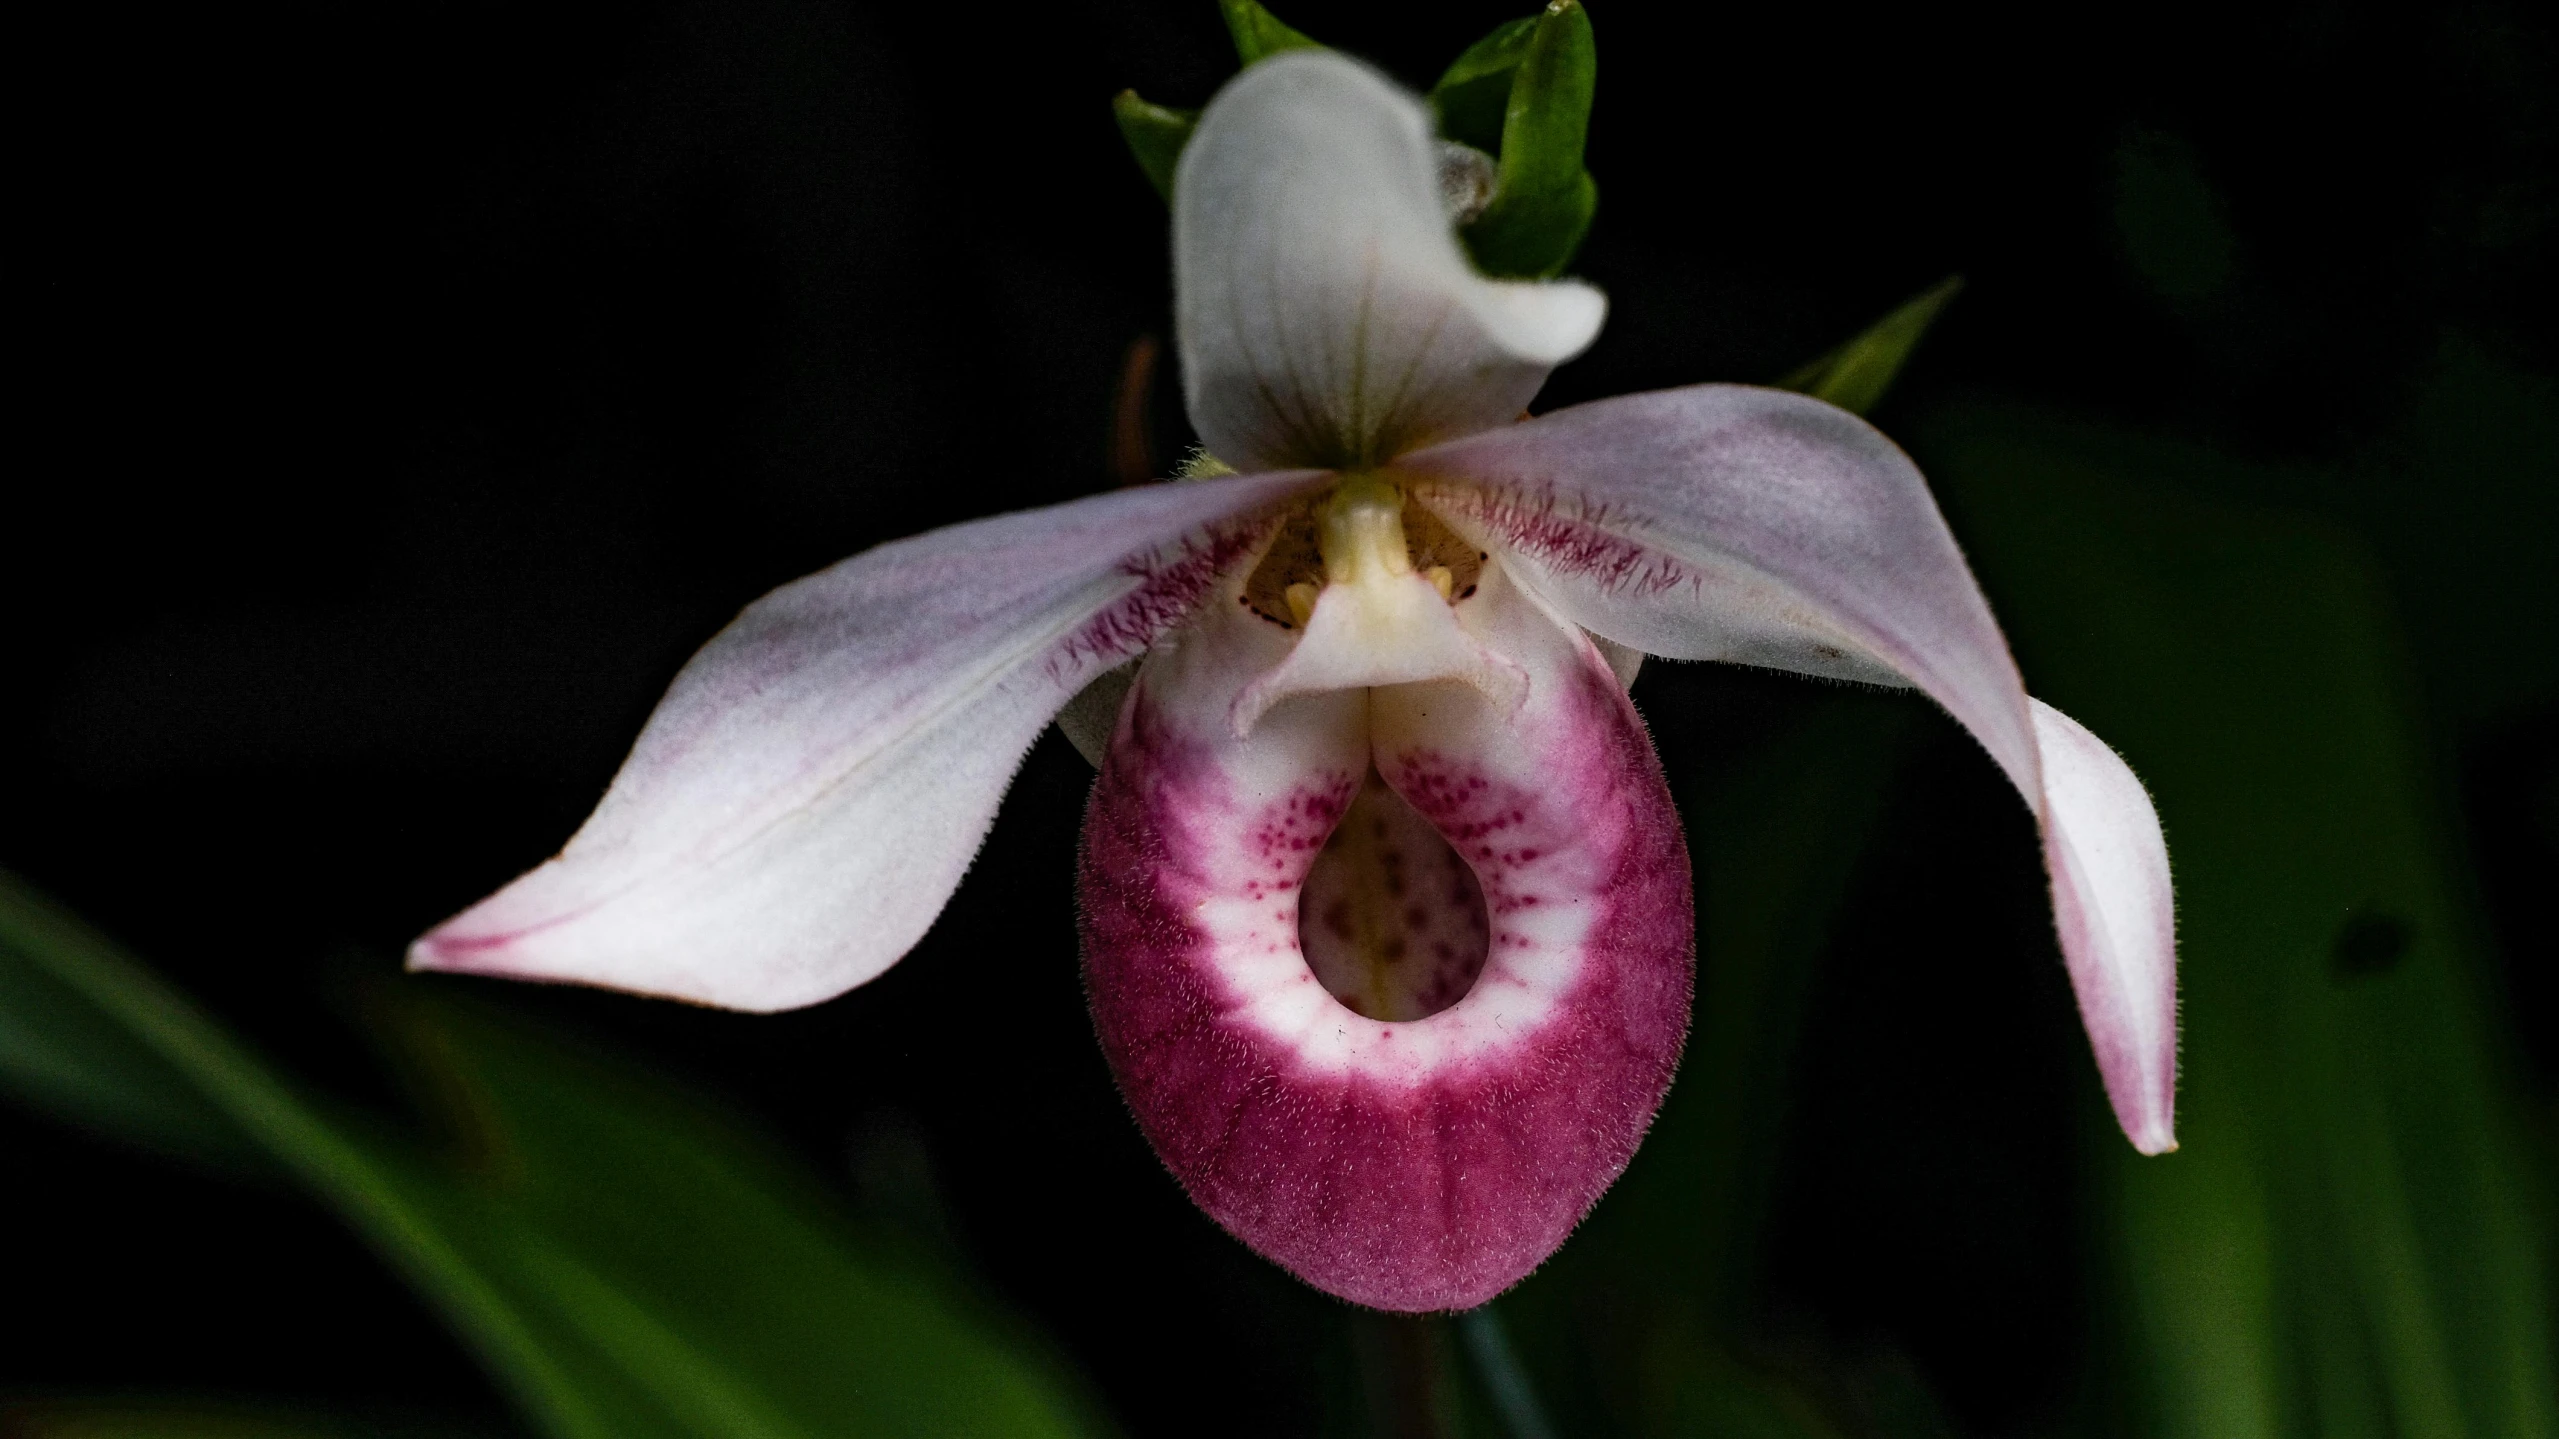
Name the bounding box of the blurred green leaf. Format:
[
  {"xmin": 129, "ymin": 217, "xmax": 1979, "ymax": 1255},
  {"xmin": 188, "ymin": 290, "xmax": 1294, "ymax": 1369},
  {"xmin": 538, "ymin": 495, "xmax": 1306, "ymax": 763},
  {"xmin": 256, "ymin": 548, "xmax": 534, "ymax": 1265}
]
[
  {"xmin": 377, "ymin": 989, "xmax": 1112, "ymax": 1439},
  {"xmin": 1496, "ymin": 693, "xmax": 1915, "ymax": 1436},
  {"xmin": 2136, "ymin": 335, "xmax": 2559, "ymax": 734},
  {"xmin": 1110, "ymin": 91, "xmax": 1195, "ymax": 203},
  {"xmin": 1459, "ymin": 1, "xmax": 1599, "ymax": 279},
  {"xmin": 0, "ymin": 872, "xmax": 1113, "ymax": 1439},
  {"xmin": 2368, "ymin": 340, "xmax": 2559, "ymax": 729},
  {"xmin": 0, "ymin": 911, "xmax": 269, "ymax": 1175},
  {"xmin": 2113, "ymin": 129, "xmax": 2239, "ymax": 307},
  {"xmin": 1429, "ymin": 16, "xmax": 1539, "ymax": 155},
  {"xmin": 1776, "ymin": 277, "xmax": 1964, "ymax": 418},
  {"xmin": 1628, "ymin": 698, "xmax": 1913, "ymax": 1326},
  {"xmin": 1634, "ymin": 1316, "xmax": 1847, "ymax": 1439},
  {"xmin": 1219, "ymin": 0, "xmax": 1321, "ymax": 65},
  {"xmin": 1919, "ymin": 403, "xmax": 2559, "ymax": 1439}
]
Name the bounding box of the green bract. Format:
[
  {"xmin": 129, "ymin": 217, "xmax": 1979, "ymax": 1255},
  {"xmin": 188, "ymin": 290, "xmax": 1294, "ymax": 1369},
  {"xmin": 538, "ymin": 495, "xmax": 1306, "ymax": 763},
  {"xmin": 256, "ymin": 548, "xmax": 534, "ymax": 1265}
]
[
  {"xmin": 1778, "ymin": 275, "xmax": 1967, "ymax": 416},
  {"xmin": 1428, "ymin": 15, "xmax": 1543, "ymax": 155},
  {"xmin": 1445, "ymin": 1, "xmax": 1598, "ymax": 279},
  {"xmin": 1108, "ymin": 91, "xmax": 1194, "ymax": 203},
  {"xmin": 1217, "ymin": 0, "xmax": 1318, "ymax": 64}
]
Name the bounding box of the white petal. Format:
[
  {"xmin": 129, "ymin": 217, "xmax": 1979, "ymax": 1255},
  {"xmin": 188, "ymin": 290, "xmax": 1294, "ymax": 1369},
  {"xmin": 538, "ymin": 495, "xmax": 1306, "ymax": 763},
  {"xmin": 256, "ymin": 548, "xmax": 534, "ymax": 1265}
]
[
  {"xmin": 2035, "ymin": 700, "xmax": 2178, "ymax": 1155},
  {"xmin": 1395, "ymin": 385, "xmax": 2179, "ymax": 1151},
  {"xmin": 409, "ymin": 470, "xmax": 1325, "ymax": 1012},
  {"xmin": 1176, "ymin": 51, "xmax": 1604, "ymax": 472},
  {"xmin": 1399, "ymin": 386, "xmax": 2021, "ymax": 759}
]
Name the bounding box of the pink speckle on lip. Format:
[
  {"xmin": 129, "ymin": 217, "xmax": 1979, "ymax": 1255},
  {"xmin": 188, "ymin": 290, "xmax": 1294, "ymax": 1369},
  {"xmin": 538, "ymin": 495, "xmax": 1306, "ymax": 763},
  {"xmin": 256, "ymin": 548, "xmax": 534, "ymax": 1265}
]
[{"xmin": 1292, "ymin": 771, "xmax": 1492, "ymax": 1023}]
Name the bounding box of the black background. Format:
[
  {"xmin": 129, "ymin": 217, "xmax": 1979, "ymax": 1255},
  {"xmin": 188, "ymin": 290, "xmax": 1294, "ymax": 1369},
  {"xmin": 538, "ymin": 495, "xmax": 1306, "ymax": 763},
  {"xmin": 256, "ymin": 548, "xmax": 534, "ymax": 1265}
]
[{"xmin": 9, "ymin": 2, "xmax": 2552, "ymax": 1434}]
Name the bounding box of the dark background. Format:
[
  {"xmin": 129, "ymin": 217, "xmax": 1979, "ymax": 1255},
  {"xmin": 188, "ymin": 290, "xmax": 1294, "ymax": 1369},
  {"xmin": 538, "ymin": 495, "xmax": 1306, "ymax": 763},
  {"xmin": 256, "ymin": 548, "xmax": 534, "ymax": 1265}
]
[{"xmin": 9, "ymin": 1, "xmax": 2552, "ymax": 1434}]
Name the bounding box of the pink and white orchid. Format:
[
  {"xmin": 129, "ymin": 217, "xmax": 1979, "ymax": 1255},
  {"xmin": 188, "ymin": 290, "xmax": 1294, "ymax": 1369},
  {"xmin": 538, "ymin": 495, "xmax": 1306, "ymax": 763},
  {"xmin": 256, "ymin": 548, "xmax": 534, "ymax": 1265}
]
[{"xmin": 412, "ymin": 52, "xmax": 2176, "ymax": 1313}]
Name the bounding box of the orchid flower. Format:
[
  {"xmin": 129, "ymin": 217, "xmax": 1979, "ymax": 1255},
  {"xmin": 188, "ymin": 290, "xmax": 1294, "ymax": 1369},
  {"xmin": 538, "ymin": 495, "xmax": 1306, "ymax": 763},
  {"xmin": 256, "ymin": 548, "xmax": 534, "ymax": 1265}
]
[{"xmin": 411, "ymin": 51, "xmax": 2176, "ymax": 1313}]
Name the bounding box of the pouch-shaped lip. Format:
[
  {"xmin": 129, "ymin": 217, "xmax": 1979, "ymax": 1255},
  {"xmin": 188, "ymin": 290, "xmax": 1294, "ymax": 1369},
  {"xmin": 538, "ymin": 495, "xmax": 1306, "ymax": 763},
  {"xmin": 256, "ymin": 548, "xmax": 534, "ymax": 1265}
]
[{"xmin": 1077, "ymin": 549, "xmax": 1693, "ymax": 1311}]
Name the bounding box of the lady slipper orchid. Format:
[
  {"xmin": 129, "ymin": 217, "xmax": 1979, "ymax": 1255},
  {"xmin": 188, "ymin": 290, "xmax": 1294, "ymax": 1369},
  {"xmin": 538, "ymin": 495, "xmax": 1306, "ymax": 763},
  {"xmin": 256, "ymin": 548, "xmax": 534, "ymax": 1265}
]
[{"xmin": 411, "ymin": 51, "xmax": 2177, "ymax": 1312}]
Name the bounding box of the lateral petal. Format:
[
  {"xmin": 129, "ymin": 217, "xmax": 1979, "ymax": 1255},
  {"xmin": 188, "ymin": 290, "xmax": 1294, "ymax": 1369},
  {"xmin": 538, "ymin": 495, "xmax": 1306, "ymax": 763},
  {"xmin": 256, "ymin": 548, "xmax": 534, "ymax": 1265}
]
[
  {"xmin": 1176, "ymin": 51, "xmax": 1604, "ymax": 473},
  {"xmin": 2034, "ymin": 700, "xmax": 2179, "ymax": 1155},
  {"xmin": 409, "ymin": 470, "xmax": 1325, "ymax": 1012},
  {"xmin": 1396, "ymin": 385, "xmax": 2178, "ymax": 1151},
  {"xmin": 1396, "ymin": 386, "xmax": 1954, "ymax": 695}
]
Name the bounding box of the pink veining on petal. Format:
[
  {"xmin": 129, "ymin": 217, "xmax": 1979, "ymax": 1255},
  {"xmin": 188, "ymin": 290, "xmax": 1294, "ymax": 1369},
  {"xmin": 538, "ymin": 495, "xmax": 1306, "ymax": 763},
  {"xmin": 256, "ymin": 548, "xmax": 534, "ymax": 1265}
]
[
  {"xmin": 1079, "ymin": 562, "xmax": 1691, "ymax": 1311},
  {"xmin": 406, "ymin": 468, "xmax": 1327, "ymax": 1014},
  {"xmin": 1050, "ymin": 514, "xmax": 1291, "ymax": 681},
  {"xmin": 1396, "ymin": 388, "xmax": 2178, "ymax": 1153}
]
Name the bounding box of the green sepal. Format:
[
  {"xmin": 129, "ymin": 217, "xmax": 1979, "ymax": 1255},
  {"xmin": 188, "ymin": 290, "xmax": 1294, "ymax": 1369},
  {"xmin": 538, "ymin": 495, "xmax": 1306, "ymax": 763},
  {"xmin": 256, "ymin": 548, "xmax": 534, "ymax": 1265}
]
[
  {"xmin": 1429, "ymin": 16, "xmax": 1539, "ymax": 154},
  {"xmin": 1458, "ymin": 1, "xmax": 1600, "ymax": 279},
  {"xmin": 1220, "ymin": 0, "xmax": 1322, "ymax": 65},
  {"xmin": 1776, "ymin": 275, "xmax": 1965, "ymax": 416},
  {"xmin": 1112, "ymin": 90, "xmax": 1198, "ymax": 202}
]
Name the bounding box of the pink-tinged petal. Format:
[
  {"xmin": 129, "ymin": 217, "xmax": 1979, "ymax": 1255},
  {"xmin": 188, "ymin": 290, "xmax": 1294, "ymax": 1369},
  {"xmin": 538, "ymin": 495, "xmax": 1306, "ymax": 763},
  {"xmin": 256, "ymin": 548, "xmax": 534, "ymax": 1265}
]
[
  {"xmin": 1079, "ymin": 555, "xmax": 1692, "ymax": 1310},
  {"xmin": 1397, "ymin": 387, "xmax": 1953, "ymax": 696},
  {"xmin": 1176, "ymin": 52, "xmax": 1604, "ymax": 473},
  {"xmin": 1395, "ymin": 385, "xmax": 2177, "ymax": 1152},
  {"xmin": 410, "ymin": 469, "xmax": 1326, "ymax": 1013},
  {"xmin": 2035, "ymin": 700, "xmax": 2178, "ymax": 1155}
]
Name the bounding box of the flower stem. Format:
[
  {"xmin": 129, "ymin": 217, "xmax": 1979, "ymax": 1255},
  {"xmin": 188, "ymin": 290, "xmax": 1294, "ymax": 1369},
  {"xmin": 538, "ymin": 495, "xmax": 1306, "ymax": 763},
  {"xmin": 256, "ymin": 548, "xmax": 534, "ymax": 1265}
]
[
  {"xmin": 1355, "ymin": 1312, "xmax": 1451, "ymax": 1439},
  {"xmin": 1458, "ymin": 1304, "xmax": 1559, "ymax": 1439}
]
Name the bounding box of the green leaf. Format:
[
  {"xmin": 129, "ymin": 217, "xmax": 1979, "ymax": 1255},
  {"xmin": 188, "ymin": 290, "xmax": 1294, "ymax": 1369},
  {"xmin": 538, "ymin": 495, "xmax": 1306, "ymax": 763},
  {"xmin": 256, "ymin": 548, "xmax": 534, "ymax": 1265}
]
[
  {"xmin": 1558, "ymin": 696, "xmax": 1911, "ymax": 1326},
  {"xmin": 0, "ymin": 907, "xmax": 269, "ymax": 1174},
  {"xmin": 0, "ymin": 872, "xmax": 1114, "ymax": 1439},
  {"xmin": 1634, "ymin": 1315, "xmax": 1850, "ymax": 1439},
  {"xmin": 1428, "ymin": 16, "xmax": 1539, "ymax": 155},
  {"xmin": 1492, "ymin": 690, "xmax": 1915, "ymax": 1434},
  {"xmin": 1459, "ymin": 0, "xmax": 1599, "ymax": 279},
  {"xmin": 1110, "ymin": 91, "xmax": 1196, "ymax": 203},
  {"xmin": 1775, "ymin": 276, "xmax": 1964, "ymax": 417},
  {"xmin": 1218, "ymin": 0, "xmax": 1321, "ymax": 65},
  {"xmin": 384, "ymin": 988, "xmax": 1113, "ymax": 1439},
  {"xmin": 1918, "ymin": 404, "xmax": 2559, "ymax": 1439},
  {"xmin": 2113, "ymin": 129, "xmax": 2239, "ymax": 306}
]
